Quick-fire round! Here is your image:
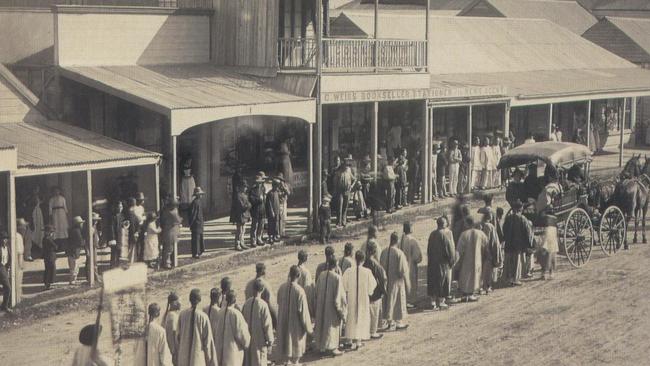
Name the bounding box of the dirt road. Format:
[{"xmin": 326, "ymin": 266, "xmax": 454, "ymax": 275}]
[{"xmin": 1, "ymin": 198, "xmax": 649, "ymax": 365}]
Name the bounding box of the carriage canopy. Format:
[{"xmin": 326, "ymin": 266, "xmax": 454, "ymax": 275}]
[{"xmin": 497, "ymin": 142, "xmax": 592, "ymax": 170}]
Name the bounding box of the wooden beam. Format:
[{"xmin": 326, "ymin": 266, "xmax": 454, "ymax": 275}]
[
  {"xmin": 586, "ymin": 100, "xmax": 592, "ymax": 148},
  {"xmin": 548, "ymin": 103, "xmax": 554, "ymax": 140},
  {"xmin": 421, "ymin": 100, "xmax": 429, "ymax": 204},
  {"xmin": 308, "ymin": 122, "xmax": 314, "ymax": 232},
  {"xmin": 8, "ymin": 172, "xmax": 16, "ymax": 307},
  {"xmin": 620, "ymin": 98, "xmax": 627, "ymax": 167},
  {"xmin": 86, "ymin": 170, "xmax": 94, "ymax": 287},
  {"xmin": 630, "ymin": 97, "xmax": 638, "ymax": 132},
  {"xmin": 154, "ymin": 163, "xmax": 161, "ymax": 213},
  {"xmin": 171, "ymin": 135, "xmax": 178, "ymax": 268},
  {"xmin": 372, "ymin": 102, "xmax": 379, "ymax": 178},
  {"xmin": 468, "ymin": 105, "xmax": 473, "ymax": 191},
  {"xmin": 425, "ymin": 0, "xmax": 430, "ymax": 72}
]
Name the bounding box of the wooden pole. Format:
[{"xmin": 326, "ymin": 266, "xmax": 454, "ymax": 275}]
[
  {"xmin": 504, "ymin": 102, "xmax": 510, "ymax": 139},
  {"xmin": 586, "ymin": 100, "xmax": 592, "ymax": 148},
  {"xmin": 425, "ymin": 0, "xmax": 430, "ymax": 72},
  {"xmin": 8, "ymin": 172, "xmax": 16, "ymax": 307},
  {"xmin": 308, "ymin": 122, "xmax": 314, "ymax": 232},
  {"xmin": 315, "ymin": 0, "xmax": 324, "ymax": 233},
  {"xmin": 421, "ymin": 101, "xmax": 429, "ymax": 204},
  {"xmin": 429, "ymin": 106, "xmax": 434, "ymax": 202},
  {"xmin": 631, "ymin": 97, "xmax": 638, "ymax": 137},
  {"xmin": 467, "ymin": 105, "xmax": 473, "ymax": 192},
  {"xmin": 154, "ymin": 163, "xmax": 161, "ymax": 213},
  {"xmin": 86, "ymin": 170, "xmax": 95, "ymax": 287},
  {"xmin": 548, "ymin": 103, "xmax": 554, "ymax": 140},
  {"xmin": 372, "ymin": 102, "xmax": 379, "ymax": 178},
  {"xmin": 620, "ymin": 98, "xmax": 627, "ymax": 167},
  {"xmin": 171, "ymin": 135, "xmax": 178, "ymax": 267},
  {"xmin": 374, "ymin": 0, "xmax": 378, "ymax": 72}
]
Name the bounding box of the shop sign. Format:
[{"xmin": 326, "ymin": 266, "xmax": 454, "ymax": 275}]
[{"xmin": 321, "ymin": 85, "xmax": 508, "ymax": 104}]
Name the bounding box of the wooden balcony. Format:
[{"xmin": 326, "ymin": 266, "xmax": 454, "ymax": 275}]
[
  {"xmin": 0, "ymin": 0, "xmax": 212, "ymax": 8},
  {"xmin": 278, "ymin": 37, "xmax": 428, "ymax": 73}
]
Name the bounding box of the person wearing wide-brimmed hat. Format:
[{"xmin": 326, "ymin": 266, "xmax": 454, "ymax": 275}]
[
  {"xmin": 84, "ymin": 212, "xmax": 102, "ymax": 283},
  {"xmin": 41, "ymin": 225, "xmax": 58, "ymax": 290},
  {"xmin": 503, "ymin": 199, "xmax": 533, "ymax": 286},
  {"xmin": 248, "ymin": 172, "xmax": 267, "ymax": 248},
  {"xmin": 265, "ymin": 178, "xmax": 282, "ymax": 243},
  {"xmin": 179, "ymin": 160, "xmax": 196, "ymax": 223},
  {"xmin": 318, "ymin": 194, "xmax": 332, "ymax": 244},
  {"xmin": 0, "ymin": 231, "xmax": 11, "ymax": 311},
  {"xmin": 14, "ymin": 218, "xmax": 28, "ymax": 301},
  {"xmin": 67, "ymin": 216, "xmax": 86, "ymax": 284},
  {"xmin": 232, "ymin": 181, "xmax": 251, "ymax": 252},
  {"xmin": 333, "ymin": 155, "xmax": 355, "ymax": 226},
  {"xmin": 160, "ymin": 198, "xmax": 182, "ymax": 269},
  {"xmin": 274, "ymin": 173, "xmax": 291, "ymax": 238},
  {"xmin": 189, "ymin": 187, "xmax": 206, "ymax": 259}
]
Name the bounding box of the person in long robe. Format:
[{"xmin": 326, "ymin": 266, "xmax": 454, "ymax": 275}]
[
  {"xmin": 242, "ymin": 279, "xmax": 275, "ymax": 366},
  {"xmin": 275, "ymin": 266, "xmax": 313, "ymax": 365},
  {"xmin": 339, "ymin": 242, "xmax": 354, "ymax": 273},
  {"xmin": 296, "ymin": 250, "xmax": 315, "ymax": 317},
  {"xmin": 265, "ymin": 180, "xmax": 281, "ymax": 243},
  {"xmin": 135, "ymin": 303, "xmax": 173, "ymax": 366},
  {"xmin": 479, "ymin": 212, "xmax": 502, "ymax": 294},
  {"xmin": 503, "ymin": 199, "xmax": 534, "ymax": 286},
  {"xmin": 160, "ymin": 199, "xmax": 182, "ymax": 269},
  {"xmin": 189, "ymin": 187, "xmax": 206, "ymax": 259},
  {"xmin": 314, "ymin": 257, "xmax": 347, "ymax": 356},
  {"xmin": 212, "ymin": 291, "xmax": 251, "ymax": 366},
  {"xmin": 28, "ymin": 187, "xmax": 44, "ymax": 259},
  {"xmin": 427, "ymin": 217, "xmax": 456, "ymax": 310},
  {"xmin": 363, "ymin": 240, "xmax": 386, "ymax": 339},
  {"xmin": 359, "ymin": 225, "xmax": 381, "ymax": 262},
  {"xmin": 163, "ymin": 292, "xmax": 181, "ymax": 365},
  {"xmin": 70, "ymin": 324, "xmax": 112, "ymax": 366},
  {"xmin": 380, "ymin": 232, "xmax": 411, "ymax": 331},
  {"xmin": 398, "ymin": 222, "xmax": 422, "ymax": 308},
  {"xmin": 536, "ymin": 214, "xmax": 559, "ymax": 280},
  {"xmin": 48, "ymin": 187, "xmax": 69, "ymax": 244},
  {"xmin": 342, "ymin": 251, "xmax": 377, "ymax": 349},
  {"xmin": 204, "ymin": 288, "xmax": 222, "ymax": 320},
  {"xmin": 244, "ymin": 263, "xmax": 278, "ymax": 329},
  {"xmin": 315, "ymin": 245, "xmax": 342, "ymax": 281},
  {"xmin": 456, "ymin": 217, "xmax": 489, "ymax": 302},
  {"xmin": 176, "ymin": 289, "xmax": 218, "ymax": 366}
]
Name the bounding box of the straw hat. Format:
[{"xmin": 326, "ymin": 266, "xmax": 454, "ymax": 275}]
[
  {"xmin": 255, "ymin": 171, "xmax": 267, "ymax": 183},
  {"xmin": 16, "ymin": 218, "xmax": 28, "ymax": 228},
  {"xmin": 73, "ymin": 216, "xmax": 85, "ymax": 225},
  {"xmin": 135, "ymin": 192, "xmax": 145, "ymax": 201},
  {"xmin": 193, "ymin": 186, "xmax": 206, "ymax": 196},
  {"xmin": 91, "ymin": 212, "xmax": 102, "ymax": 221}
]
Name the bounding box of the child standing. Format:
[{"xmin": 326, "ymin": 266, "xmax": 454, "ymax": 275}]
[{"xmin": 319, "ymin": 194, "xmax": 332, "ymax": 244}]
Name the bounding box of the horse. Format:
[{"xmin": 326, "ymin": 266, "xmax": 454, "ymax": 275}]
[{"xmin": 610, "ymin": 154, "xmax": 649, "ymax": 247}]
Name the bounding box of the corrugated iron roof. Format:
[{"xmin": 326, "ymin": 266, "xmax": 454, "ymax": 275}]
[
  {"xmin": 0, "ymin": 121, "xmax": 160, "ymax": 170},
  {"xmin": 608, "ymin": 17, "xmax": 650, "ymax": 54},
  {"xmin": 594, "ymin": 0, "xmax": 650, "ymax": 10},
  {"xmin": 335, "ymin": 14, "xmax": 635, "ymax": 74},
  {"xmin": 60, "ymin": 64, "xmax": 314, "ymax": 113},
  {"xmin": 460, "ymin": 0, "xmax": 598, "ymax": 35},
  {"xmin": 432, "ymin": 67, "xmax": 650, "ymax": 100}
]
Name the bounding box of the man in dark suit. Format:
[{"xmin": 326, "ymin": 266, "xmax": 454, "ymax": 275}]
[
  {"xmin": 105, "ymin": 201, "xmax": 125, "ymax": 268},
  {"xmin": 189, "ymin": 187, "xmax": 206, "ymax": 259},
  {"xmin": 248, "ymin": 172, "xmax": 267, "ymax": 248}
]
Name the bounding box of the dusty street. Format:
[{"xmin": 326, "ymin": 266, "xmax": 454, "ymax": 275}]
[{"xmin": 1, "ymin": 197, "xmax": 649, "ymax": 366}]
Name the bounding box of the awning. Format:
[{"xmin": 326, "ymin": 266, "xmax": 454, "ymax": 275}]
[
  {"xmin": 0, "ymin": 145, "xmax": 17, "ymax": 172},
  {"xmin": 0, "ymin": 121, "xmax": 160, "ymax": 177},
  {"xmin": 60, "ymin": 64, "xmax": 317, "ymax": 135},
  {"xmin": 432, "ymin": 67, "xmax": 650, "ymax": 106}
]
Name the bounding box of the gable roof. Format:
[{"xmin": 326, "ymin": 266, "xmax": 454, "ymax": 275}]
[
  {"xmin": 459, "ymin": 0, "xmax": 598, "ymax": 35},
  {"xmin": 583, "ymin": 17, "xmax": 650, "ymax": 64},
  {"xmin": 594, "ymin": 0, "xmax": 650, "ymax": 10}
]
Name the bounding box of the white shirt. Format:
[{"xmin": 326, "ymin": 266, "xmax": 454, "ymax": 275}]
[
  {"xmin": 16, "ymin": 233, "xmax": 24, "ymax": 257},
  {"xmin": 0, "ymin": 246, "xmax": 7, "ymax": 266}
]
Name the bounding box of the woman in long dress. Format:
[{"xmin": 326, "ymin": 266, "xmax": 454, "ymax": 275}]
[
  {"xmin": 143, "ymin": 212, "xmax": 162, "ymax": 268},
  {"xmin": 48, "ymin": 187, "xmax": 68, "ymax": 242}
]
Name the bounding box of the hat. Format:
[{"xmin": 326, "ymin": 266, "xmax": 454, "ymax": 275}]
[
  {"xmin": 92, "ymin": 212, "xmax": 101, "ymax": 221},
  {"xmin": 362, "ymin": 155, "xmax": 372, "ymax": 163},
  {"xmin": 432, "ymin": 143, "xmax": 440, "ymax": 151},
  {"xmin": 16, "ymin": 218, "xmax": 28, "ymax": 228},
  {"xmin": 273, "ymin": 174, "xmax": 285, "ymax": 183},
  {"xmin": 193, "ymin": 187, "xmax": 205, "ymax": 196},
  {"xmin": 255, "ymin": 171, "xmax": 267, "ymax": 183},
  {"xmin": 73, "ymin": 216, "xmax": 85, "ymax": 225},
  {"xmin": 322, "ymin": 194, "xmax": 332, "ymax": 203},
  {"xmin": 344, "ymin": 154, "xmax": 353, "ymax": 161},
  {"xmin": 511, "ymin": 199, "xmax": 523, "ymax": 210},
  {"xmin": 135, "ymin": 192, "xmax": 145, "ymax": 200}
]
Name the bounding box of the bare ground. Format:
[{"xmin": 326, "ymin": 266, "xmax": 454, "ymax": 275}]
[{"xmin": 1, "ymin": 197, "xmax": 649, "ymax": 366}]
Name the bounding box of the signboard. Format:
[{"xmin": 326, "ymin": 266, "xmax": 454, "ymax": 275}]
[{"xmin": 321, "ymin": 85, "xmax": 508, "ymax": 104}]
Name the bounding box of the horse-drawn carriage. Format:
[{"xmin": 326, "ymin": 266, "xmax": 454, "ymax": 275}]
[{"xmin": 498, "ymin": 142, "xmax": 627, "ymax": 268}]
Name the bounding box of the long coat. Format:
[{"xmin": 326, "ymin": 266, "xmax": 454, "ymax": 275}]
[
  {"xmin": 245, "ymin": 277, "xmax": 278, "ymax": 329},
  {"xmin": 380, "ymin": 246, "xmax": 410, "ymax": 322},
  {"xmin": 248, "ymin": 183, "xmax": 266, "ymax": 219},
  {"xmin": 242, "ymin": 297, "xmax": 275, "ymax": 366},
  {"xmin": 134, "ymin": 321, "xmax": 173, "ymax": 366},
  {"xmin": 456, "ymin": 228, "xmax": 488, "ymax": 295},
  {"xmin": 314, "ymin": 270, "xmax": 347, "ymax": 351},
  {"xmin": 160, "ymin": 208, "xmax": 182, "ymax": 248},
  {"xmin": 342, "ymin": 264, "xmax": 377, "ymax": 340},
  {"xmin": 296, "ymin": 264, "xmax": 315, "ymax": 317},
  {"xmin": 427, "ymin": 229, "xmax": 456, "ymax": 299},
  {"xmin": 398, "ymin": 234, "xmax": 423, "ymax": 299},
  {"xmin": 211, "ymin": 306, "xmax": 251, "ymax": 366},
  {"xmin": 231, "ymin": 192, "xmax": 252, "ymax": 225},
  {"xmin": 164, "ymin": 310, "xmax": 180, "ymax": 365},
  {"xmin": 503, "ymin": 212, "xmax": 534, "ymax": 253},
  {"xmin": 364, "ymin": 257, "xmax": 387, "ymax": 303},
  {"xmin": 176, "ymin": 308, "xmax": 218, "ymax": 366},
  {"xmin": 278, "ymin": 142, "xmax": 294, "ymax": 191},
  {"xmin": 275, "ymin": 281, "xmax": 313, "ymax": 362},
  {"xmin": 189, "ymin": 198, "xmax": 204, "ymax": 234}
]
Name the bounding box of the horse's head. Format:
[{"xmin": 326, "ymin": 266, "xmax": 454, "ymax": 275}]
[{"xmin": 622, "ymin": 154, "xmax": 643, "ymax": 178}]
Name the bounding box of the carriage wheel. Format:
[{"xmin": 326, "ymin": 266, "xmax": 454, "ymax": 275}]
[
  {"xmin": 599, "ymin": 206, "xmax": 626, "ymax": 256},
  {"xmin": 563, "ymin": 208, "xmax": 594, "ymax": 268}
]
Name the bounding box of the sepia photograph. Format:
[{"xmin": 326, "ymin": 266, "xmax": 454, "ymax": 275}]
[{"xmin": 0, "ymin": 0, "xmax": 650, "ymax": 365}]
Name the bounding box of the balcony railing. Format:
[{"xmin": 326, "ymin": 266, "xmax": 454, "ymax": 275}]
[
  {"xmin": 0, "ymin": 0, "xmax": 212, "ymax": 8},
  {"xmin": 278, "ymin": 37, "xmax": 428, "ymax": 72}
]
